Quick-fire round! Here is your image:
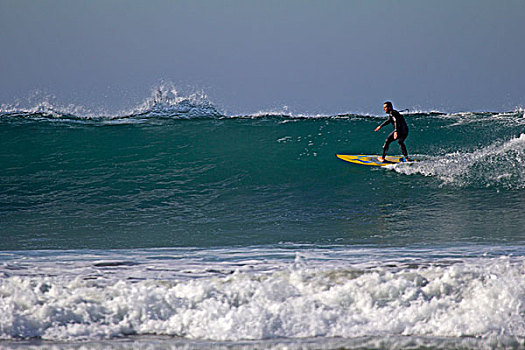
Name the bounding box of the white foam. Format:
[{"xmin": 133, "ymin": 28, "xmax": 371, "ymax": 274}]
[
  {"xmin": 392, "ymin": 133, "xmax": 525, "ymax": 188},
  {"xmin": 0, "ymin": 251, "xmax": 523, "ymax": 345}
]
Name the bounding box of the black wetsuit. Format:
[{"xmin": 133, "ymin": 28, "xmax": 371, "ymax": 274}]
[{"xmin": 379, "ymin": 109, "xmax": 409, "ymax": 159}]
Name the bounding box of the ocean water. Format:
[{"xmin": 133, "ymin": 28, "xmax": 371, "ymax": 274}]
[{"xmin": 0, "ymin": 90, "xmax": 524, "ymax": 349}]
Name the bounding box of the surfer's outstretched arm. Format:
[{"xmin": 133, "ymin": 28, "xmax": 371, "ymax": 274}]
[{"xmin": 374, "ymin": 117, "xmax": 392, "ymax": 132}]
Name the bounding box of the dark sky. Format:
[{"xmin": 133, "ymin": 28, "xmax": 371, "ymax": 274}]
[{"xmin": 1, "ymin": 0, "xmax": 524, "ymax": 115}]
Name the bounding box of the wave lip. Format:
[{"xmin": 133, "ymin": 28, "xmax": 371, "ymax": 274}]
[{"xmin": 1, "ymin": 92, "xmax": 524, "ymax": 124}]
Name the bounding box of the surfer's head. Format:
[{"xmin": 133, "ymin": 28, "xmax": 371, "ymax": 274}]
[{"xmin": 383, "ymin": 101, "xmax": 393, "ymax": 113}]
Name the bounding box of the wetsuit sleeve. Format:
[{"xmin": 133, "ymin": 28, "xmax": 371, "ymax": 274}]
[{"xmin": 378, "ymin": 116, "xmax": 393, "ymax": 129}]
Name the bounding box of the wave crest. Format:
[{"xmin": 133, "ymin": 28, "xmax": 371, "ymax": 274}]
[
  {"xmin": 0, "ymin": 84, "xmax": 224, "ymax": 122},
  {"xmin": 124, "ymin": 83, "xmax": 223, "ymax": 119}
]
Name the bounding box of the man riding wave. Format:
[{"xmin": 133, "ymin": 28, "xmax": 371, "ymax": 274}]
[{"xmin": 374, "ymin": 101, "xmax": 412, "ymax": 162}]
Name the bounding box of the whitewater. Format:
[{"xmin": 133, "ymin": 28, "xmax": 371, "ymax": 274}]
[{"xmin": 0, "ymin": 88, "xmax": 524, "ymax": 349}]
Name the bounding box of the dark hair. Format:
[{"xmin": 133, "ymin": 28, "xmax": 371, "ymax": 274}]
[{"xmin": 383, "ymin": 101, "xmax": 393, "ymax": 108}]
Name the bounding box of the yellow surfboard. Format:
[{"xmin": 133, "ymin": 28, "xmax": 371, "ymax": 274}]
[{"xmin": 336, "ymin": 154, "xmax": 414, "ymax": 167}]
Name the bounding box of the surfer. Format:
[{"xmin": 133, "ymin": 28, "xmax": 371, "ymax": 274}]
[{"xmin": 374, "ymin": 101, "xmax": 411, "ymax": 162}]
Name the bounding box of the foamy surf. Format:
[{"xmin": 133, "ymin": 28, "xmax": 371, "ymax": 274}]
[
  {"xmin": 0, "ymin": 247, "xmax": 523, "ymax": 348},
  {"xmin": 392, "ymin": 133, "xmax": 525, "ymax": 189}
]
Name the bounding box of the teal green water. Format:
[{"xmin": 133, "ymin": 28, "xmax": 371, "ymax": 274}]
[
  {"xmin": 1, "ymin": 109, "xmax": 523, "ymax": 250},
  {"xmin": 0, "ymin": 104, "xmax": 524, "ymax": 347}
]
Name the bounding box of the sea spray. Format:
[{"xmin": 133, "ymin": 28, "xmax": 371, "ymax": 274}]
[{"xmin": 392, "ymin": 133, "xmax": 525, "ymax": 189}]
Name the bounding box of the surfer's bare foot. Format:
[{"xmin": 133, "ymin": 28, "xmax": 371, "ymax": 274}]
[{"xmin": 377, "ymin": 157, "xmax": 385, "ymax": 162}]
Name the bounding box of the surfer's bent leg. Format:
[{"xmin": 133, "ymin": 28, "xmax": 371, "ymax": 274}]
[{"xmin": 382, "ymin": 132, "xmax": 396, "ymax": 159}]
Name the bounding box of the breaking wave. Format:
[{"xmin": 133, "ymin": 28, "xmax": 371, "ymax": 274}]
[
  {"xmin": 0, "ymin": 250, "xmax": 523, "ymax": 347},
  {"xmin": 392, "ymin": 133, "xmax": 525, "ymax": 189}
]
